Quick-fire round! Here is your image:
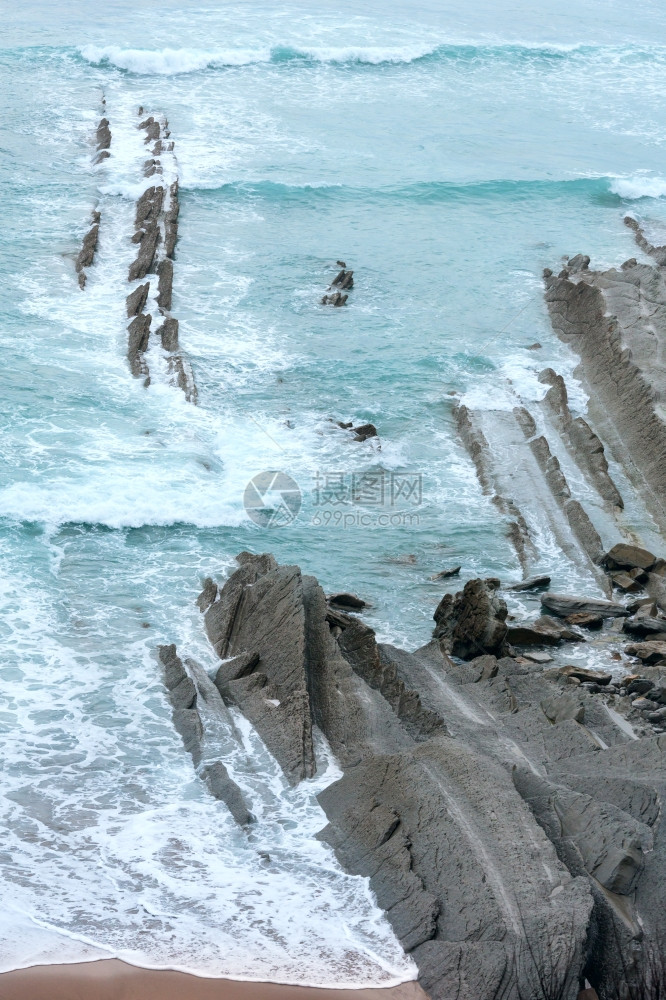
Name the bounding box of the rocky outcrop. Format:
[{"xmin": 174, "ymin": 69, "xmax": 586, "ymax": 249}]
[
  {"xmin": 321, "ymin": 263, "xmax": 354, "ymax": 305},
  {"xmin": 538, "ymin": 368, "xmax": 623, "ymax": 509},
  {"xmin": 123, "ymin": 114, "xmax": 195, "ymax": 400},
  {"xmin": 543, "ymin": 249, "xmax": 666, "ymax": 532},
  {"xmin": 157, "ymin": 644, "xmax": 252, "ymax": 826},
  {"xmin": 127, "ymin": 313, "xmax": 151, "ymax": 379},
  {"xmin": 185, "ymin": 554, "xmax": 666, "ymax": 998},
  {"xmin": 433, "ymin": 578, "xmax": 508, "ymax": 659},
  {"xmin": 75, "ymin": 209, "xmax": 100, "ymax": 289}
]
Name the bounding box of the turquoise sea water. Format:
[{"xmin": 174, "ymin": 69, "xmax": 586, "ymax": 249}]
[{"xmin": 2, "ymin": 0, "xmax": 666, "ymax": 982}]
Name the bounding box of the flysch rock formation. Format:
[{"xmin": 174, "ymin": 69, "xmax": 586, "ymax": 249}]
[
  {"xmin": 125, "ymin": 109, "xmax": 197, "ymax": 401},
  {"xmin": 75, "ymin": 105, "xmax": 108, "ymax": 289},
  {"xmin": 544, "ymin": 227, "xmax": 666, "ymax": 536},
  {"xmin": 158, "ymin": 552, "xmax": 666, "ymax": 999},
  {"xmin": 157, "ymin": 642, "xmax": 252, "ymax": 826}
]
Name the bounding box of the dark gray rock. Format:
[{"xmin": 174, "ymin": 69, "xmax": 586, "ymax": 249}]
[
  {"xmin": 201, "ymin": 761, "xmax": 252, "ymax": 825},
  {"xmin": 128, "ymin": 223, "xmax": 160, "ymax": 281},
  {"xmin": 327, "ymin": 592, "xmax": 367, "ymax": 610},
  {"xmin": 602, "ymin": 543, "xmax": 657, "ymax": 572},
  {"xmin": 96, "ymin": 117, "xmax": 111, "ymax": 150},
  {"xmin": 157, "ymin": 259, "xmax": 173, "ymax": 311},
  {"xmin": 127, "ymin": 313, "xmax": 151, "ymax": 378},
  {"xmin": 625, "ymin": 641, "xmax": 666, "ymax": 666},
  {"xmin": 541, "ymin": 593, "xmax": 628, "ymax": 618},
  {"xmin": 203, "ymin": 555, "xmax": 315, "ymax": 784},
  {"xmin": 433, "ymin": 578, "xmax": 508, "ymax": 659},
  {"xmin": 125, "ymin": 282, "xmax": 149, "ymax": 318},
  {"xmin": 157, "ymin": 318, "xmax": 179, "ymax": 352},
  {"xmin": 507, "ymin": 575, "xmax": 551, "ymax": 591}
]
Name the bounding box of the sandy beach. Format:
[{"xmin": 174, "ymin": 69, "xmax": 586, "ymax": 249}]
[{"xmin": 0, "ymin": 962, "xmax": 428, "ymax": 1000}]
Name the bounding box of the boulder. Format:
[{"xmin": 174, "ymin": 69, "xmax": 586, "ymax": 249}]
[
  {"xmin": 610, "ymin": 571, "xmax": 644, "ymax": 594},
  {"xmin": 602, "ymin": 543, "xmax": 657, "ymax": 572},
  {"xmin": 545, "ymin": 665, "xmax": 612, "ymax": 685},
  {"xmin": 508, "ymin": 615, "xmax": 583, "ymax": 646},
  {"xmin": 434, "ymin": 578, "xmax": 508, "ymax": 660},
  {"xmin": 507, "ymin": 575, "xmax": 551, "ymax": 591},
  {"xmin": 565, "ymin": 612, "xmax": 603, "ymax": 630},
  {"xmin": 625, "ymin": 641, "xmax": 666, "ymax": 666},
  {"xmin": 327, "ymin": 592, "xmax": 367, "ymax": 610},
  {"xmin": 541, "ymin": 593, "xmax": 629, "ymax": 618},
  {"xmin": 623, "ymin": 615, "xmax": 666, "ymax": 638}
]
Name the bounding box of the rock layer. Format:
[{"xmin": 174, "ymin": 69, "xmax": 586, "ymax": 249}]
[{"xmin": 188, "ymin": 555, "xmax": 666, "ymax": 999}]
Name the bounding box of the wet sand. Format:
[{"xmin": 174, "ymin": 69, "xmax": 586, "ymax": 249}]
[{"xmin": 0, "ymin": 961, "xmax": 428, "ymax": 1000}]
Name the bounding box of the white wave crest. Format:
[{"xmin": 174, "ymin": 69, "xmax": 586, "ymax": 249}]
[
  {"xmin": 79, "ymin": 44, "xmax": 270, "ymax": 75},
  {"xmin": 78, "ymin": 42, "xmax": 439, "ymax": 75},
  {"xmin": 610, "ymin": 174, "xmax": 666, "ymax": 199}
]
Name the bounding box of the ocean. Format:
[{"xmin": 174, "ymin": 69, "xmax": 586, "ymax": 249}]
[{"xmin": 1, "ymin": 0, "xmax": 665, "ymax": 984}]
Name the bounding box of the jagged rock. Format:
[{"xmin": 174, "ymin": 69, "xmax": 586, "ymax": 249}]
[
  {"xmin": 76, "ymin": 224, "xmax": 99, "ymax": 272},
  {"xmin": 127, "ymin": 313, "xmax": 151, "ymax": 377},
  {"xmin": 125, "ymin": 282, "xmax": 149, "ymax": 318},
  {"xmin": 157, "ymin": 318, "xmax": 179, "ymax": 352},
  {"xmin": 143, "ymin": 121, "xmax": 160, "ymax": 143},
  {"xmin": 157, "ymin": 646, "xmax": 251, "ymax": 825},
  {"xmin": 322, "ymin": 291, "xmax": 348, "ymax": 306},
  {"xmin": 625, "ymin": 641, "xmax": 666, "ymax": 666},
  {"xmin": 214, "ymin": 651, "xmax": 261, "ymax": 692},
  {"xmin": 128, "ymin": 223, "xmax": 160, "ymax": 281},
  {"xmin": 134, "ymin": 186, "xmax": 164, "ymax": 229},
  {"xmin": 203, "ymin": 555, "xmax": 315, "ymax": 784},
  {"xmin": 196, "ymin": 577, "xmax": 217, "ymax": 613},
  {"xmin": 434, "ymin": 578, "xmax": 508, "ymax": 659},
  {"xmin": 164, "ymin": 218, "xmax": 178, "ymax": 258},
  {"xmin": 602, "ymin": 543, "xmax": 657, "ymax": 572},
  {"xmin": 508, "ymin": 575, "xmax": 551, "ymax": 591},
  {"xmin": 157, "ymin": 644, "xmax": 202, "ymax": 763},
  {"xmin": 96, "ymin": 117, "xmax": 111, "ymax": 150},
  {"xmin": 351, "ymin": 423, "xmax": 378, "ymax": 442},
  {"xmin": 541, "ymin": 593, "xmax": 628, "ymax": 618},
  {"xmin": 544, "ymin": 263, "xmax": 666, "ymax": 532},
  {"xmin": 319, "ymin": 738, "xmax": 592, "ymax": 999},
  {"xmin": 157, "ymin": 259, "xmax": 173, "ymax": 311},
  {"xmin": 567, "ymin": 253, "xmax": 590, "ymax": 273},
  {"xmin": 331, "ymin": 268, "xmax": 354, "ymax": 289}
]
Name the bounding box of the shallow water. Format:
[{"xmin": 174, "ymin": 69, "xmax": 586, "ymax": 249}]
[{"xmin": 1, "ymin": 0, "xmax": 666, "ymax": 983}]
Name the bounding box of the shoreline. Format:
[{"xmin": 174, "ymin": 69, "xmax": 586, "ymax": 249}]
[{"xmin": 0, "ymin": 960, "xmax": 427, "ymax": 1000}]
